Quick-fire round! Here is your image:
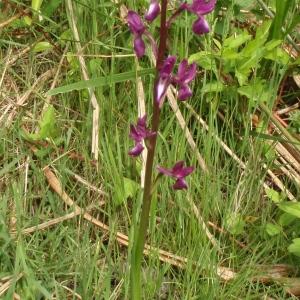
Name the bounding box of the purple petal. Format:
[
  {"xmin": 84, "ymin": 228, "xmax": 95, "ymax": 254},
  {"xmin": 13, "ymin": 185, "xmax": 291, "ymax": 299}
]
[
  {"xmin": 128, "ymin": 143, "xmax": 144, "ymax": 156},
  {"xmin": 181, "ymin": 62, "xmax": 197, "ymax": 83},
  {"xmin": 129, "ymin": 124, "xmax": 141, "ymax": 142},
  {"xmin": 190, "ymin": 0, "xmax": 216, "ymax": 16},
  {"xmin": 145, "ymin": 0, "xmax": 160, "ymax": 22},
  {"xmin": 155, "ymin": 77, "xmax": 170, "ymax": 104},
  {"xmin": 157, "ymin": 166, "xmax": 174, "ymax": 177},
  {"xmin": 192, "ymin": 16, "xmax": 210, "ymax": 35},
  {"xmin": 134, "ymin": 37, "xmax": 146, "ymax": 58},
  {"xmin": 178, "ymin": 166, "xmax": 194, "ymax": 178},
  {"xmin": 172, "ymin": 161, "xmax": 185, "ymax": 174},
  {"xmin": 178, "ymin": 85, "xmax": 193, "ymax": 101},
  {"xmin": 177, "ymin": 59, "xmax": 189, "ymax": 81},
  {"xmin": 173, "ymin": 178, "xmax": 188, "ymax": 190},
  {"xmin": 127, "ymin": 11, "xmax": 145, "ymax": 35},
  {"xmin": 160, "ymin": 56, "xmax": 176, "ymax": 78}
]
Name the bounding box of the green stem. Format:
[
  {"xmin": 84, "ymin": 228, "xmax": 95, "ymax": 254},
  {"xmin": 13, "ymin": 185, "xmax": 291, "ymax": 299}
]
[{"xmin": 130, "ymin": 1, "xmax": 168, "ymax": 299}]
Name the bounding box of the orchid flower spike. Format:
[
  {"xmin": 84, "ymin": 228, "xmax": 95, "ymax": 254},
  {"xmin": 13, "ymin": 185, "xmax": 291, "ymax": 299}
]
[
  {"xmin": 127, "ymin": 11, "xmax": 146, "ymax": 57},
  {"xmin": 158, "ymin": 161, "xmax": 194, "ymax": 190},
  {"xmin": 128, "ymin": 115, "xmax": 156, "ymax": 156}
]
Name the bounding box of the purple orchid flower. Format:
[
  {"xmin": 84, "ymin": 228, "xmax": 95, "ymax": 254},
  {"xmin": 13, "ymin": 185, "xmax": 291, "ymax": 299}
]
[
  {"xmin": 128, "ymin": 115, "xmax": 156, "ymax": 156},
  {"xmin": 173, "ymin": 59, "xmax": 197, "ymax": 101},
  {"xmin": 155, "ymin": 55, "xmax": 176, "ymax": 105},
  {"xmin": 182, "ymin": 0, "xmax": 216, "ymax": 35},
  {"xmin": 158, "ymin": 161, "xmax": 194, "ymax": 190},
  {"xmin": 127, "ymin": 11, "xmax": 146, "ymax": 57},
  {"xmin": 145, "ymin": 0, "xmax": 160, "ymax": 22}
]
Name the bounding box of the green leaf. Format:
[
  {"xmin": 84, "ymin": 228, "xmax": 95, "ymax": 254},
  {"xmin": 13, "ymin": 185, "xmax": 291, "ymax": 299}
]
[
  {"xmin": 223, "ymin": 31, "xmax": 251, "ymax": 50},
  {"xmin": 266, "ymin": 188, "xmax": 282, "ymax": 203},
  {"xmin": 288, "ymin": 238, "xmax": 300, "ymax": 257},
  {"xmin": 123, "ymin": 177, "xmax": 139, "ymax": 199},
  {"xmin": 264, "ymin": 48, "xmax": 290, "ymax": 65},
  {"xmin": 32, "ymin": 41, "xmax": 53, "ymax": 53},
  {"xmin": 265, "ymin": 223, "xmax": 282, "ymax": 236},
  {"xmin": 24, "ymin": 105, "xmax": 58, "ymax": 141},
  {"xmin": 278, "ymin": 202, "xmax": 300, "ymax": 218},
  {"xmin": 47, "ymin": 68, "xmax": 155, "ymax": 96},
  {"xmin": 278, "ymin": 212, "xmax": 297, "ymax": 227},
  {"xmin": 189, "ymin": 51, "xmax": 217, "ymax": 75},
  {"xmin": 241, "ymin": 21, "xmax": 272, "ymax": 57},
  {"xmin": 202, "ymin": 81, "xmax": 224, "ymax": 94},
  {"xmin": 225, "ymin": 213, "xmax": 245, "ymax": 235}
]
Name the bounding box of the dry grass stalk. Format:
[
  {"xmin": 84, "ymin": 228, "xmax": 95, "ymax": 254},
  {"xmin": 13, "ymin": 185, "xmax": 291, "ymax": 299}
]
[
  {"xmin": 0, "ymin": 273, "xmax": 23, "ymax": 297},
  {"xmin": 136, "ymin": 64, "xmax": 147, "ymax": 188},
  {"xmin": 66, "ymin": 0, "xmax": 100, "ymax": 161}
]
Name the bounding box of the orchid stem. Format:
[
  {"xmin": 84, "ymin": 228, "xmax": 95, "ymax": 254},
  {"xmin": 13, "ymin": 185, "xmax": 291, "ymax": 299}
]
[{"xmin": 130, "ymin": 1, "xmax": 168, "ymax": 299}]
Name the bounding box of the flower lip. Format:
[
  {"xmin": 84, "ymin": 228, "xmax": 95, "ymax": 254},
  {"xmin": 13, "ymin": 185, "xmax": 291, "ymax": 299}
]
[
  {"xmin": 145, "ymin": 0, "xmax": 160, "ymax": 22},
  {"xmin": 192, "ymin": 16, "xmax": 210, "ymax": 35},
  {"xmin": 128, "ymin": 143, "xmax": 144, "ymax": 157},
  {"xmin": 134, "ymin": 36, "xmax": 146, "ymax": 58}
]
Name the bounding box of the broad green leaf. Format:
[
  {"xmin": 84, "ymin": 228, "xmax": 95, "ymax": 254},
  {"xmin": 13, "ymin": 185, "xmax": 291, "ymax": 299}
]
[
  {"xmin": 123, "ymin": 177, "xmax": 139, "ymax": 199},
  {"xmin": 288, "ymin": 238, "xmax": 300, "ymax": 257},
  {"xmin": 265, "ymin": 223, "xmax": 282, "ymax": 236},
  {"xmin": 278, "ymin": 202, "xmax": 300, "ymax": 218},
  {"xmin": 47, "ymin": 68, "xmax": 154, "ymax": 96},
  {"xmin": 25, "ymin": 105, "xmax": 58, "ymax": 141},
  {"xmin": 225, "ymin": 213, "xmax": 245, "ymax": 235},
  {"xmin": 237, "ymin": 80, "xmax": 271, "ymax": 105},
  {"xmin": 242, "ymin": 21, "xmax": 272, "ymax": 57},
  {"xmin": 24, "ymin": 16, "xmax": 32, "ymax": 26},
  {"xmin": 115, "ymin": 177, "xmax": 140, "ymax": 206},
  {"xmin": 264, "ymin": 48, "xmax": 290, "ymax": 65},
  {"xmin": 278, "ymin": 212, "xmax": 297, "ymax": 226},
  {"xmin": 32, "ymin": 0, "xmax": 43, "ymax": 11},
  {"xmin": 223, "ymin": 32, "xmax": 251, "ymax": 50},
  {"xmin": 202, "ymin": 81, "xmax": 224, "ymax": 94},
  {"xmin": 266, "ymin": 188, "xmax": 282, "ymax": 203},
  {"xmin": 32, "ymin": 41, "xmax": 53, "ymax": 53},
  {"xmin": 264, "ymin": 39, "xmax": 282, "ymax": 51},
  {"xmin": 189, "ymin": 51, "xmax": 217, "ymax": 75}
]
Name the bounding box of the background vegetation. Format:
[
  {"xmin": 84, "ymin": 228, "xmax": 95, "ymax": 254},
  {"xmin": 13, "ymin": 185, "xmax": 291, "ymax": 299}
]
[{"xmin": 0, "ymin": 0, "xmax": 300, "ymax": 298}]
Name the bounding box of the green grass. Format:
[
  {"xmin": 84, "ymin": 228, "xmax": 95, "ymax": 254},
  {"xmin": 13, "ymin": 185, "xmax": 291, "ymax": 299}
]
[{"xmin": 1, "ymin": 0, "xmax": 300, "ymax": 299}]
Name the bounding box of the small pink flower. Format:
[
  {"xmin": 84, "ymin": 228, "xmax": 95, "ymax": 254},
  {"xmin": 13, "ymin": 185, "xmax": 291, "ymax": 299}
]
[
  {"xmin": 128, "ymin": 115, "xmax": 156, "ymax": 157},
  {"xmin": 158, "ymin": 161, "xmax": 194, "ymax": 190}
]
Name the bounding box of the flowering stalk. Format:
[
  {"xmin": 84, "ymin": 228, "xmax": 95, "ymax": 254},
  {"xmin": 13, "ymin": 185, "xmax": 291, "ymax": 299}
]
[
  {"xmin": 127, "ymin": 1, "xmax": 216, "ymax": 298},
  {"xmin": 130, "ymin": 2, "xmax": 168, "ymax": 298}
]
